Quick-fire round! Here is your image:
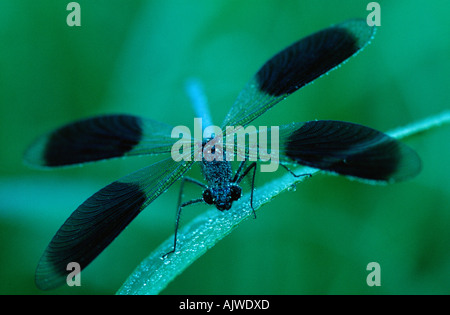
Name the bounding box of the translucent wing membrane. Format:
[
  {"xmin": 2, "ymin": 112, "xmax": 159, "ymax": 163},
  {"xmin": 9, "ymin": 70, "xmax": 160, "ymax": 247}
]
[
  {"xmin": 228, "ymin": 121, "xmax": 421, "ymax": 182},
  {"xmin": 24, "ymin": 114, "xmax": 178, "ymax": 168},
  {"xmin": 278, "ymin": 120, "xmax": 421, "ymax": 182},
  {"xmin": 221, "ymin": 19, "xmax": 375, "ymax": 128},
  {"xmin": 35, "ymin": 157, "xmax": 193, "ymax": 290}
]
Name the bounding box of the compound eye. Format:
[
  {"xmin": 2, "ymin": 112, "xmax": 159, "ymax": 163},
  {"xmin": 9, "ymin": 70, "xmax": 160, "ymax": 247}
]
[
  {"xmin": 202, "ymin": 189, "xmax": 214, "ymax": 204},
  {"xmin": 230, "ymin": 185, "xmax": 241, "ymax": 201}
]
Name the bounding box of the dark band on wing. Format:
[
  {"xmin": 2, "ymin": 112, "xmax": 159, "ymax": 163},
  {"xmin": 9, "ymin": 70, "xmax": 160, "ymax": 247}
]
[
  {"xmin": 256, "ymin": 20, "xmax": 374, "ymax": 97},
  {"xmin": 46, "ymin": 115, "xmax": 142, "ymax": 166},
  {"xmin": 35, "ymin": 181, "xmax": 146, "ymax": 290},
  {"xmin": 284, "ymin": 120, "xmax": 421, "ymax": 182},
  {"xmin": 25, "ymin": 115, "xmax": 143, "ymax": 167}
]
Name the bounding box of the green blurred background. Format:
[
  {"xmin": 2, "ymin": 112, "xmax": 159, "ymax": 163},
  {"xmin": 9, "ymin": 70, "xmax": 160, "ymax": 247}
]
[{"xmin": 0, "ymin": 0, "xmax": 449, "ymax": 294}]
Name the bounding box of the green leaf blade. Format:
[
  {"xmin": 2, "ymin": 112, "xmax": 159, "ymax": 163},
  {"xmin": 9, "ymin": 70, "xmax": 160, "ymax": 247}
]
[{"xmin": 117, "ymin": 111, "xmax": 450, "ymax": 295}]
